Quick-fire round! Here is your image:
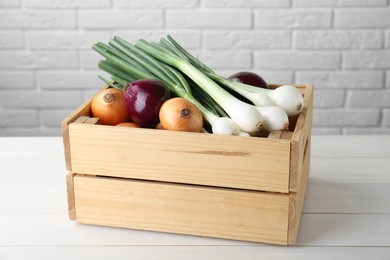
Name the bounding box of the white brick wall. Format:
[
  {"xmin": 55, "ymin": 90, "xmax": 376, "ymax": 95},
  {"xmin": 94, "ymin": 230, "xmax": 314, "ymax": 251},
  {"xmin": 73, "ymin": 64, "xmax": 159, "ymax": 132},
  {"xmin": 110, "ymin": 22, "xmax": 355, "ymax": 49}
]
[{"xmin": 0, "ymin": 0, "xmax": 389, "ymax": 136}]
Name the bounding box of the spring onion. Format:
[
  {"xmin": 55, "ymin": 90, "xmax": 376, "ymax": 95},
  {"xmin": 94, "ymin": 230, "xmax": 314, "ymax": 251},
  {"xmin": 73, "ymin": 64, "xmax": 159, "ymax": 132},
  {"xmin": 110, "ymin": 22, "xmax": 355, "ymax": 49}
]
[
  {"xmin": 255, "ymin": 106, "xmax": 289, "ymax": 131},
  {"xmin": 166, "ymin": 35, "xmax": 304, "ymax": 116},
  {"xmin": 135, "ymin": 39, "xmax": 263, "ymax": 134},
  {"xmin": 93, "ymin": 37, "xmax": 240, "ymax": 135}
]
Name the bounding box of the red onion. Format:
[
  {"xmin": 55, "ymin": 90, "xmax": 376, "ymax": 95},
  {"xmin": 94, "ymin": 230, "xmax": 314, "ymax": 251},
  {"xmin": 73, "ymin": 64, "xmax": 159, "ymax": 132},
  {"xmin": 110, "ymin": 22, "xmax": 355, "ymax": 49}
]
[
  {"xmin": 123, "ymin": 79, "xmax": 169, "ymax": 127},
  {"xmin": 228, "ymin": 71, "xmax": 269, "ymax": 89}
]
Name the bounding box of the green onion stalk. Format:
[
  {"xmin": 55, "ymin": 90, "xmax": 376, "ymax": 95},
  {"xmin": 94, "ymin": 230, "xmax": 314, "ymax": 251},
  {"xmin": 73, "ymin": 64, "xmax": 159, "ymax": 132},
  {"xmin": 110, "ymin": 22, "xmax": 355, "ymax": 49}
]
[{"xmin": 93, "ymin": 37, "xmax": 239, "ymax": 135}]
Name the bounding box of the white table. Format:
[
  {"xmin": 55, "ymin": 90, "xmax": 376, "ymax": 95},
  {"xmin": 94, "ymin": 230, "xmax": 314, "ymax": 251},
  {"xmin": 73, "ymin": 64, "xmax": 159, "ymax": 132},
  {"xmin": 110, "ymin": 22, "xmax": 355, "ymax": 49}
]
[{"xmin": 1, "ymin": 136, "xmax": 389, "ymax": 259}]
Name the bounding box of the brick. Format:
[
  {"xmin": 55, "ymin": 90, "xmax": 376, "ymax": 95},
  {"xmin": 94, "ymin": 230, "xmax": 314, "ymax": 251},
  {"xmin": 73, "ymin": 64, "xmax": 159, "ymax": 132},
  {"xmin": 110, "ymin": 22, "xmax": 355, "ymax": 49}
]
[
  {"xmin": 313, "ymin": 109, "xmax": 381, "ymax": 126},
  {"xmin": 296, "ymin": 71, "xmax": 383, "ymax": 89},
  {"xmin": 0, "ymin": 90, "xmax": 83, "ymax": 109},
  {"xmin": 311, "ymin": 127, "xmax": 342, "ymax": 135},
  {"xmin": 344, "ymin": 51, "xmax": 390, "ymax": 69},
  {"xmin": 294, "ymin": 0, "xmax": 387, "ymax": 7},
  {"xmin": 314, "ymin": 90, "xmax": 345, "ymax": 108},
  {"xmin": 335, "ymin": 9, "xmax": 390, "ymax": 28},
  {"xmin": 387, "ymin": 71, "xmax": 390, "ymax": 88},
  {"xmin": 79, "ymin": 11, "xmax": 163, "ymax": 29},
  {"xmin": 343, "ymin": 127, "xmax": 390, "ymax": 134},
  {"xmin": 0, "ymin": 71, "xmax": 34, "ymax": 89},
  {"xmin": 167, "ymin": 10, "xmax": 251, "ymax": 29},
  {"xmin": 113, "ymin": 0, "xmax": 198, "ymax": 8},
  {"xmin": 255, "ymin": 10, "xmax": 331, "ymax": 28},
  {"xmin": 348, "ymin": 90, "xmax": 390, "ymax": 107},
  {"xmin": 83, "ymin": 90, "xmax": 98, "ymax": 102},
  {"xmin": 40, "ymin": 109, "xmax": 73, "ymax": 127},
  {"xmin": 80, "ymin": 51, "xmax": 101, "ymax": 70},
  {"xmin": 204, "ymin": 0, "xmax": 290, "ymax": 8},
  {"xmin": 36, "ymin": 71, "xmax": 107, "ymax": 89},
  {"xmin": 294, "ymin": 30, "xmax": 382, "ymax": 49},
  {"xmin": 255, "ymin": 51, "xmax": 340, "ymax": 70},
  {"xmin": 0, "ymin": 51, "xmax": 78, "ymax": 69},
  {"xmin": 23, "ymin": 0, "xmax": 110, "ymax": 8},
  {"xmin": 251, "ymin": 71, "xmax": 294, "ymax": 84},
  {"xmin": 0, "ymin": 110, "xmax": 38, "ymax": 127},
  {"xmin": 384, "ymin": 109, "xmax": 390, "ymax": 126},
  {"xmin": 0, "ymin": 31, "xmax": 24, "ymax": 49},
  {"xmin": 191, "ymin": 51, "xmax": 252, "ymax": 69},
  {"xmin": 204, "ymin": 31, "xmax": 291, "ymax": 49},
  {"xmin": 25, "ymin": 31, "xmax": 111, "ymax": 50},
  {"xmin": 0, "ymin": 0, "xmax": 20, "ymax": 7},
  {"xmin": 113, "ymin": 31, "xmax": 202, "ymax": 49},
  {"xmin": 214, "ymin": 70, "xmax": 294, "ymax": 84},
  {"xmin": 0, "ymin": 10, "xmax": 76, "ymax": 29},
  {"xmin": 385, "ymin": 31, "xmax": 390, "ymax": 49}
]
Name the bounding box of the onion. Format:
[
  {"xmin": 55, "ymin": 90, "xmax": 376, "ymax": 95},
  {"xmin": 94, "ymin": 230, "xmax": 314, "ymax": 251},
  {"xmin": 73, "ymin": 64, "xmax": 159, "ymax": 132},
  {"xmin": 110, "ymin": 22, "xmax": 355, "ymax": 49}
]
[
  {"xmin": 211, "ymin": 117, "xmax": 237, "ymax": 135},
  {"xmin": 229, "ymin": 71, "xmax": 269, "ymax": 89},
  {"xmin": 91, "ymin": 88, "xmax": 130, "ymax": 125},
  {"xmin": 159, "ymin": 97, "xmax": 203, "ymax": 132},
  {"xmin": 255, "ymin": 106, "xmax": 289, "ymax": 131},
  {"xmin": 123, "ymin": 79, "xmax": 169, "ymax": 127},
  {"xmin": 116, "ymin": 122, "xmax": 140, "ymax": 128},
  {"xmin": 269, "ymin": 85, "xmax": 304, "ymax": 116}
]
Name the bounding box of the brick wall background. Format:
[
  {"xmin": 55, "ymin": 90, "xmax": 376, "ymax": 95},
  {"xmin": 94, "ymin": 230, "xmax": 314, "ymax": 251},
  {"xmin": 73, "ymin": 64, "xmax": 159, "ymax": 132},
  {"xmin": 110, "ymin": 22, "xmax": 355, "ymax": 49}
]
[{"xmin": 0, "ymin": 0, "xmax": 389, "ymax": 136}]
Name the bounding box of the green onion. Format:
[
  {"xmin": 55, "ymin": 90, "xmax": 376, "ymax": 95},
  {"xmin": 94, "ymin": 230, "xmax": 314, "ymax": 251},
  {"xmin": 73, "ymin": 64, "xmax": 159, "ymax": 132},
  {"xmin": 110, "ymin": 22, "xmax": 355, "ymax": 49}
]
[
  {"xmin": 166, "ymin": 35, "xmax": 303, "ymax": 116},
  {"xmin": 94, "ymin": 38, "xmax": 241, "ymax": 135},
  {"xmin": 135, "ymin": 39, "xmax": 263, "ymax": 134}
]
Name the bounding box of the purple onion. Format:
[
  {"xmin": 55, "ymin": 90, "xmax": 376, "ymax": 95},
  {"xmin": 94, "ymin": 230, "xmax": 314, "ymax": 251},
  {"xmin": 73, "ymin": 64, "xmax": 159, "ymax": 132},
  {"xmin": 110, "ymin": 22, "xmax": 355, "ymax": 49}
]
[
  {"xmin": 123, "ymin": 79, "xmax": 169, "ymax": 127},
  {"xmin": 228, "ymin": 71, "xmax": 269, "ymax": 89}
]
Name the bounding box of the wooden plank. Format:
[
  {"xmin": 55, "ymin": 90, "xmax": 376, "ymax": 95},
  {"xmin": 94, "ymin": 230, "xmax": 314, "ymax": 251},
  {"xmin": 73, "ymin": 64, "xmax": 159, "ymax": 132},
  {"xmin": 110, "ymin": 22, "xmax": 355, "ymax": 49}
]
[
  {"xmin": 268, "ymin": 131, "xmax": 282, "ymax": 139},
  {"xmin": 0, "ymin": 137, "xmax": 64, "ymax": 160},
  {"xmin": 1, "ymin": 159, "xmax": 65, "ymax": 184},
  {"xmin": 69, "ymin": 124, "xmax": 291, "ymax": 193},
  {"xmin": 311, "ymin": 135, "xmax": 390, "ymax": 158},
  {"xmin": 3, "ymin": 180, "xmax": 389, "ymax": 216},
  {"xmin": 288, "ymin": 136, "xmax": 311, "ymax": 244},
  {"xmin": 309, "ymin": 157, "xmax": 390, "ymax": 183},
  {"xmin": 297, "ymin": 214, "xmax": 390, "ymax": 246},
  {"xmin": 290, "ymin": 84, "xmax": 313, "ymax": 192},
  {"xmin": 0, "ymin": 184, "xmax": 67, "ymax": 215},
  {"xmin": 1, "ymin": 213, "xmax": 390, "ymax": 247},
  {"xmin": 66, "ymin": 172, "xmax": 76, "ymax": 220},
  {"xmin": 61, "ymin": 85, "xmax": 106, "ymax": 171},
  {"xmin": 2, "ymin": 246, "xmax": 390, "ymax": 260},
  {"xmin": 0, "ymin": 214, "xmax": 250, "ymax": 246},
  {"xmin": 73, "ymin": 175, "xmax": 290, "ymax": 245},
  {"xmin": 304, "ymin": 183, "xmax": 390, "ymax": 214}
]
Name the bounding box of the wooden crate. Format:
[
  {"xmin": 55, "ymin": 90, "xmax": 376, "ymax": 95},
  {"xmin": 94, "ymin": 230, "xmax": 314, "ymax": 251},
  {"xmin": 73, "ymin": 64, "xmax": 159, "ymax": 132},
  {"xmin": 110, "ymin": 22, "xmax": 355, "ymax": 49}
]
[{"xmin": 62, "ymin": 84, "xmax": 313, "ymax": 245}]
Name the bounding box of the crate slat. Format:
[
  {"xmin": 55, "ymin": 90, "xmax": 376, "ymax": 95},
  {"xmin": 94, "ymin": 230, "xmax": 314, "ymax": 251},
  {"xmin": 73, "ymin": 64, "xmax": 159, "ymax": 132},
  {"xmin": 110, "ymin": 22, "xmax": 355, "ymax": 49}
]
[{"xmin": 73, "ymin": 174, "xmax": 291, "ymax": 245}]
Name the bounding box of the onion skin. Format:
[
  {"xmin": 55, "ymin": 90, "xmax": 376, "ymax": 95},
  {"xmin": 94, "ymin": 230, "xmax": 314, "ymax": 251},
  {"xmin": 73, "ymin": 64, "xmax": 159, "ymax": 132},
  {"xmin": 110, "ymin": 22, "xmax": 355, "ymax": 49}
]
[
  {"xmin": 116, "ymin": 122, "xmax": 140, "ymax": 128},
  {"xmin": 91, "ymin": 88, "xmax": 130, "ymax": 126},
  {"xmin": 271, "ymin": 85, "xmax": 304, "ymax": 116},
  {"xmin": 229, "ymin": 71, "xmax": 269, "ymax": 89},
  {"xmin": 159, "ymin": 98, "xmax": 203, "ymax": 132},
  {"xmin": 123, "ymin": 79, "xmax": 169, "ymax": 127}
]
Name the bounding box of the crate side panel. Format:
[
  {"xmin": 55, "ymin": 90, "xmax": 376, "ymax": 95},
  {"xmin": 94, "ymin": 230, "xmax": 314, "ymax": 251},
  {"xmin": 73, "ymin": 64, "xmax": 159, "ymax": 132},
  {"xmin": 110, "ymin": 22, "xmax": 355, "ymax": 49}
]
[
  {"xmin": 290, "ymin": 85, "xmax": 313, "ymax": 192},
  {"xmin": 288, "ymin": 137, "xmax": 311, "ymax": 244},
  {"xmin": 61, "ymin": 85, "xmax": 106, "ymax": 170},
  {"xmin": 69, "ymin": 124, "xmax": 291, "ymax": 193},
  {"xmin": 73, "ymin": 175, "xmax": 290, "ymax": 245}
]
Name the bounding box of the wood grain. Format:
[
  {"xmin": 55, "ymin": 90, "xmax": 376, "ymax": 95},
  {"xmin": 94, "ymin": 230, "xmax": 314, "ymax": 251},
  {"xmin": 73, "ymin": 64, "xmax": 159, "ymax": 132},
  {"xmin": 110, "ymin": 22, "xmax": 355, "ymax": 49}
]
[
  {"xmin": 2, "ymin": 246, "xmax": 390, "ymax": 260},
  {"xmin": 73, "ymin": 175, "xmax": 291, "ymax": 245},
  {"xmin": 69, "ymin": 124, "xmax": 291, "ymax": 193},
  {"xmin": 66, "ymin": 172, "xmax": 76, "ymax": 220},
  {"xmin": 61, "ymin": 86, "xmax": 106, "ymax": 171}
]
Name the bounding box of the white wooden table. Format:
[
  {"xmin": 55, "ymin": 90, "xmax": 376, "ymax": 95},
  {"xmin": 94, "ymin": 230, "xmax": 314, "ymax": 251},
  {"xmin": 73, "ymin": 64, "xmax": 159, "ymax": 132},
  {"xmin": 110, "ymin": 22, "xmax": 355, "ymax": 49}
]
[{"xmin": 1, "ymin": 136, "xmax": 389, "ymax": 259}]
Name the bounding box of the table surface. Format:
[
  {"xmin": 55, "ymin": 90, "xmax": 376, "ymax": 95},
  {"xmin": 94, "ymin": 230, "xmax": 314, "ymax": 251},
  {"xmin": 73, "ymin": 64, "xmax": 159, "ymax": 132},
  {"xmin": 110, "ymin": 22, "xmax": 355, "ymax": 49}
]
[{"xmin": 1, "ymin": 136, "xmax": 389, "ymax": 260}]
